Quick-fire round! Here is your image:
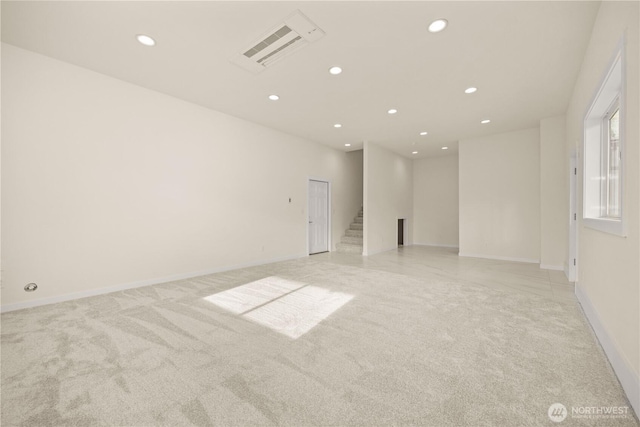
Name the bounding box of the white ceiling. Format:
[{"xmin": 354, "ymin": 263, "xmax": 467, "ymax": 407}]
[{"xmin": 1, "ymin": 1, "xmax": 600, "ymax": 158}]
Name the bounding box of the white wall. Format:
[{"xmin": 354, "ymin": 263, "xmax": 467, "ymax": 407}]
[
  {"xmin": 1, "ymin": 44, "xmax": 362, "ymax": 310},
  {"xmin": 363, "ymin": 142, "xmax": 412, "ymax": 256},
  {"xmin": 413, "ymin": 154, "xmax": 459, "ymax": 248},
  {"xmin": 540, "ymin": 116, "xmax": 567, "ymax": 269},
  {"xmin": 565, "ymin": 1, "xmax": 639, "ymax": 414},
  {"xmin": 459, "ymin": 128, "xmax": 541, "ymax": 263},
  {"xmin": 0, "ymin": 42, "xmax": 3, "ymax": 300},
  {"xmin": 345, "ymin": 150, "xmax": 364, "ymax": 219}
]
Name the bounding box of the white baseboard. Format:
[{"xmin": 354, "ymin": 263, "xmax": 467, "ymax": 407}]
[
  {"xmin": 414, "ymin": 242, "xmax": 460, "ymax": 249},
  {"xmin": 539, "ymin": 264, "xmax": 564, "ymax": 271},
  {"xmin": 458, "ymin": 252, "xmax": 539, "ymax": 264},
  {"xmin": 576, "ymin": 284, "xmax": 640, "ymax": 418},
  {"xmin": 0, "ymin": 253, "xmax": 305, "ymax": 313}
]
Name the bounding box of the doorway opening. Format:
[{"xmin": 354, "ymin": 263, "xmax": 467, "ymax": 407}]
[{"xmin": 398, "ymin": 219, "xmax": 405, "ymax": 247}]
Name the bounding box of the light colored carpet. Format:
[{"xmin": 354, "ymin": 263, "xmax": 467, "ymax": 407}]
[{"xmin": 1, "ymin": 254, "xmax": 638, "ymax": 426}]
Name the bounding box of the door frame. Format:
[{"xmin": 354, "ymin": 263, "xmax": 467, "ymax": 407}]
[
  {"xmin": 307, "ymin": 177, "xmax": 331, "ymax": 255},
  {"xmin": 568, "ymin": 154, "xmax": 578, "ymax": 282}
]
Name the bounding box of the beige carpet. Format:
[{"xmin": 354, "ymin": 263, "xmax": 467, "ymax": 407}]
[{"xmin": 1, "ymin": 256, "xmax": 638, "ymax": 426}]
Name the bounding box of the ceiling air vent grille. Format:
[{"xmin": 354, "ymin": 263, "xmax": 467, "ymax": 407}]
[
  {"xmin": 232, "ymin": 11, "xmax": 325, "ymax": 74},
  {"xmin": 256, "ymin": 35, "xmax": 302, "ymax": 64},
  {"xmin": 244, "ymin": 26, "xmax": 292, "ymax": 58}
]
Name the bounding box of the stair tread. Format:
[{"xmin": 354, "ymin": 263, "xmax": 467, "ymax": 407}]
[
  {"xmin": 336, "ymin": 242, "xmax": 363, "ymax": 253},
  {"xmin": 336, "ymin": 208, "xmax": 364, "ymax": 254},
  {"xmin": 341, "ymin": 236, "xmax": 363, "ymax": 244}
]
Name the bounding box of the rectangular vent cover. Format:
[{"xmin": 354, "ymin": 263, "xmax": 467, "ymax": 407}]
[
  {"xmin": 243, "ymin": 25, "xmax": 292, "ymax": 59},
  {"xmin": 232, "ymin": 10, "xmax": 325, "ymax": 74}
]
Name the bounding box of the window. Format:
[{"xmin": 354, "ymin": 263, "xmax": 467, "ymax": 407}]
[
  {"xmin": 583, "ymin": 41, "xmax": 625, "ymax": 236},
  {"xmin": 604, "ymin": 100, "xmax": 621, "ymax": 218}
]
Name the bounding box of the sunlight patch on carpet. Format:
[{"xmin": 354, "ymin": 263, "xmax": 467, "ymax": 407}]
[{"xmin": 204, "ymin": 277, "xmax": 353, "ymax": 339}]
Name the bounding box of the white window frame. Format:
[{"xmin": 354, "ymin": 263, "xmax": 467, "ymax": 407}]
[
  {"xmin": 601, "ymin": 97, "xmax": 621, "ymax": 219},
  {"xmin": 582, "ymin": 37, "xmax": 626, "ymax": 237}
]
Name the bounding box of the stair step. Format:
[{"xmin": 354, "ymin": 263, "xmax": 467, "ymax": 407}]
[
  {"xmin": 335, "ymin": 207, "xmax": 364, "ymax": 254},
  {"xmin": 336, "ymin": 242, "xmax": 363, "ymax": 254},
  {"xmin": 346, "ymin": 229, "xmax": 363, "ymax": 237},
  {"xmin": 341, "ymin": 235, "xmax": 363, "ymax": 245}
]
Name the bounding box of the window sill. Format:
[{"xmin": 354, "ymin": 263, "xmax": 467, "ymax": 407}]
[{"xmin": 583, "ymin": 217, "xmax": 626, "ymax": 237}]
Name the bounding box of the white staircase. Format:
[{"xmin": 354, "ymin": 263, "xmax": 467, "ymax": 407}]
[{"xmin": 336, "ymin": 208, "xmax": 363, "ymax": 254}]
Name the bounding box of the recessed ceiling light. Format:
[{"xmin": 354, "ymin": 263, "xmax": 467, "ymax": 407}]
[
  {"xmin": 428, "ymin": 19, "xmax": 448, "ymax": 33},
  {"xmin": 412, "ymin": 151, "xmax": 419, "ymax": 154},
  {"xmin": 481, "ymin": 119, "xmax": 491, "ymax": 124},
  {"xmin": 345, "ymin": 143, "xmax": 351, "ymax": 147},
  {"xmin": 268, "ymin": 95, "xmax": 280, "ymax": 101},
  {"xmin": 136, "ymin": 34, "xmax": 156, "ymax": 46},
  {"xmin": 334, "ymin": 123, "xmax": 342, "ymax": 128},
  {"xmin": 329, "ymin": 66, "xmax": 343, "ymax": 75},
  {"xmin": 465, "ymin": 87, "xmax": 477, "ymax": 94},
  {"xmin": 420, "ymin": 131, "xmax": 428, "ymax": 136},
  {"xmin": 442, "ymin": 146, "xmax": 449, "ymax": 150},
  {"xmin": 388, "ymin": 109, "xmax": 398, "ymax": 114}
]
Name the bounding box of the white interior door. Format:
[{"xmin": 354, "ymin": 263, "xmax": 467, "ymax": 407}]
[
  {"xmin": 569, "ymin": 156, "xmax": 578, "ymax": 281},
  {"xmin": 309, "ymin": 180, "xmax": 329, "ymax": 254}
]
